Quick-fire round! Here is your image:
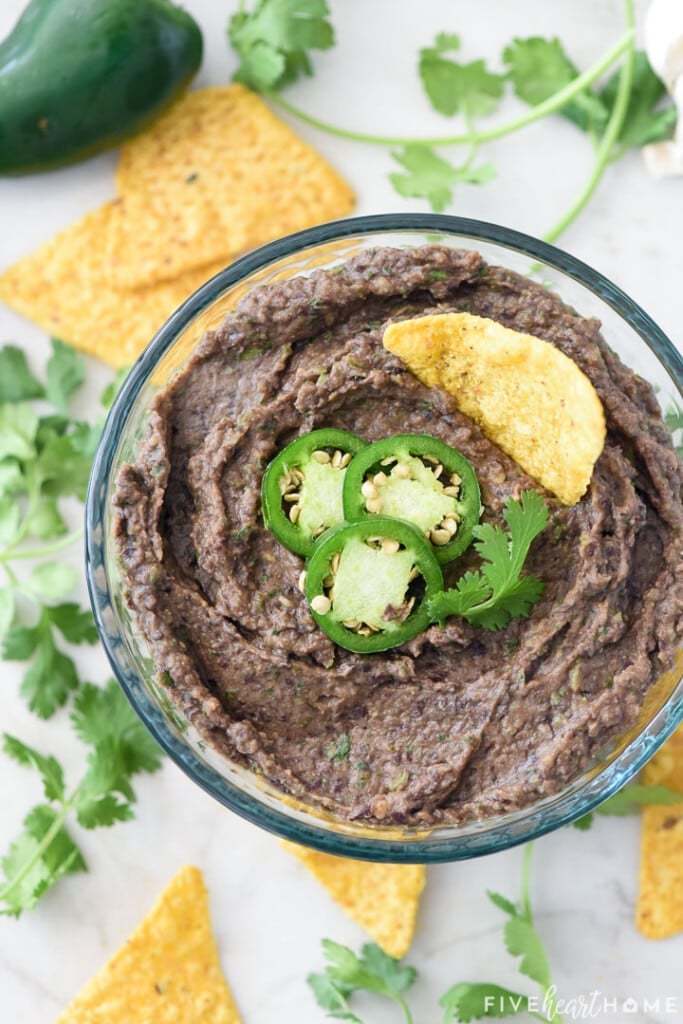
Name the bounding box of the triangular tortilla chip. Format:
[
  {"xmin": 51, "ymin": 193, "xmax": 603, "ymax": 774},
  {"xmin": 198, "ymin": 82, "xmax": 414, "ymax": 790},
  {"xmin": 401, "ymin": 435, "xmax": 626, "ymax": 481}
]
[
  {"xmin": 281, "ymin": 840, "xmax": 424, "ymax": 957},
  {"xmin": 636, "ymin": 724, "xmax": 683, "ymax": 939},
  {"xmin": 107, "ymin": 84, "xmax": 355, "ymax": 288},
  {"xmin": 0, "ymin": 204, "xmax": 225, "ymax": 368},
  {"xmin": 55, "ymin": 866, "xmax": 241, "ymax": 1024},
  {"xmin": 384, "ymin": 312, "xmax": 605, "ymax": 505}
]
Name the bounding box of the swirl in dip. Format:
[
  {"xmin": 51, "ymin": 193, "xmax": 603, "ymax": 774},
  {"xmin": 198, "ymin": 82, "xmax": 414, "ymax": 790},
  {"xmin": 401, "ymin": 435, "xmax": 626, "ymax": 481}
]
[{"xmin": 114, "ymin": 246, "xmax": 683, "ymax": 825}]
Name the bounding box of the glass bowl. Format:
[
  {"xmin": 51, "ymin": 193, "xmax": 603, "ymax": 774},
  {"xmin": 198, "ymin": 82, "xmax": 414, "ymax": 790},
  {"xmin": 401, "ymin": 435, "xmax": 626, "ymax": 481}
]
[{"xmin": 85, "ymin": 213, "xmax": 683, "ymax": 862}]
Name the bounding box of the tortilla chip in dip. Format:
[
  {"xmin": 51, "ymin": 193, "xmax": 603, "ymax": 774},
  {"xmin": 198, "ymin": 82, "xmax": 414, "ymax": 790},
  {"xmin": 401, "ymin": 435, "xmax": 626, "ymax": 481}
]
[
  {"xmin": 55, "ymin": 865, "xmax": 241, "ymax": 1024},
  {"xmin": 636, "ymin": 724, "xmax": 683, "ymax": 939},
  {"xmin": 281, "ymin": 840, "xmax": 424, "ymax": 957},
  {"xmin": 383, "ymin": 312, "xmax": 606, "ymax": 505}
]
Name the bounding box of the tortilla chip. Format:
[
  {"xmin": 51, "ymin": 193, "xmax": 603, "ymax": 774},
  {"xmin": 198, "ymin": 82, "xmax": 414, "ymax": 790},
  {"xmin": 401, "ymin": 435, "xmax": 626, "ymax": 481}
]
[
  {"xmin": 107, "ymin": 84, "xmax": 355, "ymax": 288},
  {"xmin": 383, "ymin": 312, "xmax": 606, "ymax": 505},
  {"xmin": 0, "ymin": 203, "xmax": 225, "ymax": 368},
  {"xmin": 281, "ymin": 840, "xmax": 424, "ymax": 957},
  {"xmin": 636, "ymin": 724, "xmax": 683, "ymax": 939},
  {"xmin": 55, "ymin": 865, "xmax": 241, "ymax": 1024}
]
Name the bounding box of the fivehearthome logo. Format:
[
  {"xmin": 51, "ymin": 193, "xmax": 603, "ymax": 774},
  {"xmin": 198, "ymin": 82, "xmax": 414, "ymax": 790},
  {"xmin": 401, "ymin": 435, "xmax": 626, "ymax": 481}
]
[{"xmin": 482, "ymin": 988, "xmax": 680, "ymax": 1019}]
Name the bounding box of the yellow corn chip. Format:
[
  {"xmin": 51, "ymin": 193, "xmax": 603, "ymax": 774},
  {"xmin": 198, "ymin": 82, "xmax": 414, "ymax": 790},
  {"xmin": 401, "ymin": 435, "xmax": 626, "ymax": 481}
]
[
  {"xmin": 636, "ymin": 724, "xmax": 683, "ymax": 939},
  {"xmin": 55, "ymin": 865, "xmax": 241, "ymax": 1024},
  {"xmin": 281, "ymin": 840, "xmax": 424, "ymax": 958},
  {"xmin": 0, "ymin": 203, "xmax": 225, "ymax": 368},
  {"xmin": 384, "ymin": 312, "xmax": 606, "ymax": 505},
  {"xmin": 107, "ymin": 84, "xmax": 355, "ymax": 288}
]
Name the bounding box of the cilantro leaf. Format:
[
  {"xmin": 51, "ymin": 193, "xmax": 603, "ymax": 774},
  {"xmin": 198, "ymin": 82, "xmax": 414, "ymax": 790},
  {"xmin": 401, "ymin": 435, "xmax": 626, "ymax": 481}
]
[
  {"xmin": 599, "ymin": 50, "xmax": 677, "ymax": 149},
  {"xmin": 20, "ymin": 633, "xmax": 80, "ymax": 718},
  {"xmin": 4, "ymin": 609, "xmax": 82, "ymax": 717},
  {"xmin": 2, "ymin": 621, "xmax": 42, "ymax": 660},
  {"xmin": 229, "ymin": 0, "xmax": 334, "ymax": 92},
  {"xmin": 100, "ymin": 367, "xmax": 130, "ymax": 411},
  {"xmin": 357, "ymin": 943, "xmax": 417, "ymax": 995},
  {"xmin": 0, "ymin": 403, "xmax": 39, "ymax": 461},
  {"xmin": 504, "ymin": 916, "xmax": 552, "ymax": 990},
  {"xmin": 309, "ymin": 940, "xmax": 417, "ymax": 1022},
  {"xmin": 2, "ymin": 734, "xmax": 65, "ymax": 802},
  {"xmin": 420, "ymin": 34, "xmax": 506, "ymax": 118},
  {"xmin": 24, "ymin": 562, "xmax": 78, "ymax": 604},
  {"xmin": 441, "ymin": 982, "xmax": 530, "ymax": 1022},
  {"xmin": 390, "ymin": 144, "xmax": 495, "ymax": 212},
  {"xmin": 71, "ymin": 680, "xmax": 163, "ymax": 777},
  {"xmin": 0, "ymin": 346, "xmax": 44, "ymax": 403},
  {"xmin": 487, "ymin": 890, "xmax": 518, "ymax": 917},
  {"xmin": 0, "ymin": 805, "xmax": 85, "ymax": 917},
  {"xmin": 307, "ymin": 972, "xmax": 361, "ymax": 1022},
  {"xmin": 46, "ymin": 603, "xmax": 98, "ymax": 645},
  {"xmin": 503, "ymin": 36, "xmax": 608, "ymax": 133},
  {"xmin": 22, "ymin": 495, "xmax": 67, "ymax": 540},
  {"xmin": 34, "ymin": 429, "xmax": 94, "ymax": 501},
  {"xmin": 0, "ymin": 830, "xmax": 51, "ymax": 917},
  {"xmin": 45, "ymin": 338, "xmax": 85, "ymax": 414},
  {"xmin": 23, "ymin": 805, "xmax": 86, "ymax": 877},
  {"xmin": 574, "ymin": 782, "xmax": 682, "ymax": 828},
  {"xmin": 0, "ymin": 584, "xmax": 13, "ymax": 638},
  {"xmin": 0, "ymin": 493, "xmax": 21, "ymax": 546},
  {"xmin": 428, "ymin": 491, "xmax": 548, "ymax": 629}
]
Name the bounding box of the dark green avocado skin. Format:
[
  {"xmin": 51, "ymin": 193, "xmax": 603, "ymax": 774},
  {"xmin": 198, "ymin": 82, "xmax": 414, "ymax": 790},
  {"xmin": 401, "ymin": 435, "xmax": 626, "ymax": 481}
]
[{"xmin": 0, "ymin": 0, "xmax": 203, "ymax": 174}]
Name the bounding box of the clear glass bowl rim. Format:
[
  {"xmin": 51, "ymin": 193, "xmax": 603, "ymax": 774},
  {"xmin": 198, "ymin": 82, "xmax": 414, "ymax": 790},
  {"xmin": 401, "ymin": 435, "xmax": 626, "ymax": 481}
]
[{"xmin": 85, "ymin": 213, "xmax": 683, "ymax": 862}]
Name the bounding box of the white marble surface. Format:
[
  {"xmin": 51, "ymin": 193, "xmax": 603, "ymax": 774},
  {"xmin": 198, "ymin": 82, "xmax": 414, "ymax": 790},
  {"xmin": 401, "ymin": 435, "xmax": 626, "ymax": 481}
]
[{"xmin": 1, "ymin": 1, "xmax": 682, "ymax": 1021}]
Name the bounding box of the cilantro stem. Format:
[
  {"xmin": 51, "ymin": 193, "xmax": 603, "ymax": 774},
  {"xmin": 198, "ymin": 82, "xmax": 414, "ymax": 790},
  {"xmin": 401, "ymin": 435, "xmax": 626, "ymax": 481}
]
[
  {"xmin": 519, "ymin": 843, "xmax": 564, "ymax": 1024},
  {"xmin": 266, "ymin": 30, "xmax": 633, "ymax": 149},
  {"xmin": 542, "ymin": 0, "xmax": 635, "ymax": 244},
  {"xmin": 396, "ymin": 993, "xmax": 414, "ymax": 1024},
  {"xmin": 1, "ymin": 527, "xmax": 84, "ymax": 562}
]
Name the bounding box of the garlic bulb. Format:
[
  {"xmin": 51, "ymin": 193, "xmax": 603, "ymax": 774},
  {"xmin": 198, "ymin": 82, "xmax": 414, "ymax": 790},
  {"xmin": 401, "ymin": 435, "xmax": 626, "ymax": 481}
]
[{"xmin": 642, "ymin": 0, "xmax": 683, "ymax": 177}]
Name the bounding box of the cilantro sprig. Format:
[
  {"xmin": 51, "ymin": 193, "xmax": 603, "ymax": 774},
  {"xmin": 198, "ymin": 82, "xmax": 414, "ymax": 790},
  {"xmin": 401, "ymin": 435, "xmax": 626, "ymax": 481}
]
[
  {"xmin": 229, "ymin": 0, "xmax": 334, "ymax": 91},
  {"xmin": 0, "ymin": 340, "xmax": 121, "ymax": 713},
  {"xmin": 573, "ymin": 781, "xmax": 682, "ymax": 830},
  {"xmin": 308, "ymin": 779, "xmax": 679, "ymax": 1024},
  {"xmin": 228, "ymin": 0, "xmax": 675, "ymax": 243},
  {"xmin": 1, "ymin": 681, "xmax": 162, "ymax": 916},
  {"xmin": 308, "ymin": 940, "xmax": 417, "ymax": 1024},
  {"xmin": 429, "ymin": 490, "xmax": 548, "ymax": 631},
  {"xmin": 0, "ymin": 342, "xmax": 161, "ymax": 917}
]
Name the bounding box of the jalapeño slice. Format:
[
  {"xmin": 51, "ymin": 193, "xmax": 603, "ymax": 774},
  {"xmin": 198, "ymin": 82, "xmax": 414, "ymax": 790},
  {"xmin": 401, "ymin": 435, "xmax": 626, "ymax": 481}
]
[
  {"xmin": 261, "ymin": 428, "xmax": 367, "ymax": 557},
  {"xmin": 342, "ymin": 434, "xmax": 481, "ymax": 564},
  {"xmin": 305, "ymin": 517, "xmax": 444, "ymax": 654}
]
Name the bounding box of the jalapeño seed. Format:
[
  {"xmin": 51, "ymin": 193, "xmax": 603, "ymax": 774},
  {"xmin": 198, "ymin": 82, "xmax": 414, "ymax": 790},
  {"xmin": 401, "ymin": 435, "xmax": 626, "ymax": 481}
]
[
  {"xmin": 394, "ymin": 462, "xmax": 411, "ymax": 479},
  {"xmin": 380, "ymin": 537, "xmax": 400, "ymax": 554},
  {"xmin": 361, "ymin": 480, "xmax": 378, "ymax": 499},
  {"xmin": 366, "ymin": 497, "xmax": 383, "ymax": 514},
  {"xmin": 312, "ymin": 449, "xmax": 331, "ymax": 464},
  {"xmin": 297, "ymin": 570, "xmax": 307, "ymax": 593},
  {"xmin": 311, "ymin": 595, "xmax": 331, "ymax": 614},
  {"xmin": 430, "ymin": 528, "xmax": 451, "ymax": 545},
  {"xmin": 289, "ymin": 505, "xmax": 300, "ymax": 524}
]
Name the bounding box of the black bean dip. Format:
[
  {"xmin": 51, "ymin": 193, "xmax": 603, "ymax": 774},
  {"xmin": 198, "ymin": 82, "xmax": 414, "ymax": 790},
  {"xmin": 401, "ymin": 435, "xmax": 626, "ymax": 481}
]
[{"xmin": 114, "ymin": 246, "xmax": 683, "ymax": 825}]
